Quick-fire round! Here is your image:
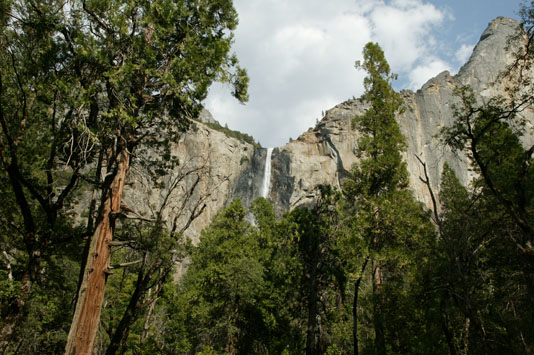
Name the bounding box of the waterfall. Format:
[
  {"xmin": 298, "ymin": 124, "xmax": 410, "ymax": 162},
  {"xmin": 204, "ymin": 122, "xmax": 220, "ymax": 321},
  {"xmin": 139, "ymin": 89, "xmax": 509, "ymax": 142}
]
[{"xmin": 261, "ymin": 148, "xmax": 273, "ymax": 198}]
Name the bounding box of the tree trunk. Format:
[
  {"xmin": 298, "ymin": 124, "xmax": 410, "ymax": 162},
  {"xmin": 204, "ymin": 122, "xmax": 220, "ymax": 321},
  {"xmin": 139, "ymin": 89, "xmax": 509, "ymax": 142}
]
[
  {"xmin": 353, "ymin": 257, "xmax": 369, "ymax": 355},
  {"xmin": 439, "ymin": 297, "xmax": 457, "ymax": 355},
  {"xmin": 306, "ymin": 248, "xmax": 320, "ymax": 355},
  {"xmin": 372, "ymin": 264, "xmax": 386, "ymax": 355},
  {"xmin": 225, "ymin": 296, "xmax": 240, "ymax": 355},
  {"xmin": 65, "ymin": 148, "xmax": 130, "ymax": 355},
  {"xmin": 140, "ymin": 295, "xmax": 154, "ymax": 344},
  {"xmin": 105, "ymin": 257, "xmax": 147, "ymax": 355}
]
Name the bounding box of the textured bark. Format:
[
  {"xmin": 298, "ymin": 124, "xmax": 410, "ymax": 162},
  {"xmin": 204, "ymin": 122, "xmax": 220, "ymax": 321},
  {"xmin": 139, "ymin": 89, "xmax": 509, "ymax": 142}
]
[{"xmin": 65, "ymin": 148, "xmax": 130, "ymax": 355}]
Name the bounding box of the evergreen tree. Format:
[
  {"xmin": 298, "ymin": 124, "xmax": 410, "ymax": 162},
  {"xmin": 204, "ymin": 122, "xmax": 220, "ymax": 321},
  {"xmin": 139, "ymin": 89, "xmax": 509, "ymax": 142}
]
[
  {"xmin": 249, "ymin": 197, "xmax": 305, "ymax": 354},
  {"xmin": 174, "ymin": 200, "xmax": 267, "ymax": 354},
  {"xmin": 434, "ymin": 8, "xmax": 534, "ymax": 353},
  {"xmin": 428, "ymin": 162, "xmax": 534, "ymax": 354},
  {"xmin": 288, "ymin": 186, "xmax": 345, "ymax": 355},
  {"xmin": 0, "ymin": 2, "xmax": 90, "ymax": 349},
  {"xmin": 344, "ymin": 42, "xmax": 437, "ymax": 355},
  {"xmin": 344, "ymin": 42, "xmax": 407, "ymax": 355},
  {"xmin": 0, "ymin": 0, "xmax": 248, "ymax": 353},
  {"xmin": 439, "ymin": 87, "xmax": 534, "ymax": 352}
]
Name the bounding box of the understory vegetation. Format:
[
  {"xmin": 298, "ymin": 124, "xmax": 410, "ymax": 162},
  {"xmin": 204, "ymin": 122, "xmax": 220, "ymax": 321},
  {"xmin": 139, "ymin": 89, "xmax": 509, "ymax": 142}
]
[{"xmin": 1, "ymin": 0, "xmax": 534, "ymax": 354}]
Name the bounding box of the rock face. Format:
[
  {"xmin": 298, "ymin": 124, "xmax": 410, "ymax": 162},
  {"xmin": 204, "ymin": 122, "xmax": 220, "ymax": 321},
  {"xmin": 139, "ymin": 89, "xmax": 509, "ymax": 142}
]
[
  {"xmin": 123, "ymin": 122, "xmax": 255, "ymax": 243},
  {"xmin": 260, "ymin": 17, "xmax": 533, "ymax": 212},
  {"xmin": 124, "ymin": 17, "xmax": 533, "ymax": 241}
]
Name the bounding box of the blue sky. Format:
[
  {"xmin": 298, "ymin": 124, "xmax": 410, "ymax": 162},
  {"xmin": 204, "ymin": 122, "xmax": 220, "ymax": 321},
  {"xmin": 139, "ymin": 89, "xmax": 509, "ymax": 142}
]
[{"xmin": 204, "ymin": 0, "xmax": 525, "ymax": 148}]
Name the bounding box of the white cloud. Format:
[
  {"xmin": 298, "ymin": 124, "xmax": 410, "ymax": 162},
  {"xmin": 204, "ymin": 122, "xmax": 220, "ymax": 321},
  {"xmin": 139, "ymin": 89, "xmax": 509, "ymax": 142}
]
[
  {"xmin": 365, "ymin": 0, "xmax": 445, "ymax": 71},
  {"xmin": 408, "ymin": 58, "xmax": 451, "ymax": 89},
  {"xmin": 204, "ymin": 0, "xmax": 453, "ymax": 147}
]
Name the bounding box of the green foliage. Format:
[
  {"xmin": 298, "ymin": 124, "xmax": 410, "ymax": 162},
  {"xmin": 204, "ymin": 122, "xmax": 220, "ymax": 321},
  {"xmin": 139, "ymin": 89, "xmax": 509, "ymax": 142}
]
[
  {"xmin": 427, "ymin": 163, "xmax": 534, "ymax": 353},
  {"xmin": 287, "ymin": 186, "xmax": 346, "ymax": 354},
  {"xmin": 2, "ymin": 4, "xmax": 534, "ymax": 354},
  {"xmin": 239, "ymin": 155, "xmax": 250, "ymax": 165},
  {"xmin": 438, "ymin": 89, "xmax": 534, "ymax": 352},
  {"xmin": 2, "ymin": 237, "xmax": 84, "ymax": 354},
  {"xmin": 0, "ymin": 0, "xmax": 248, "ymax": 352},
  {"xmin": 348, "ymin": 42, "xmax": 408, "ymax": 199},
  {"xmin": 168, "ymin": 200, "xmax": 267, "ymax": 353},
  {"xmin": 342, "ymin": 42, "xmax": 440, "ymax": 355},
  {"xmin": 435, "ymin": 10, "xmax": 534, "ymax": 349},
  {"xmin": 204, "ymin": 121, "xmax": 260, "ymax": 147}
]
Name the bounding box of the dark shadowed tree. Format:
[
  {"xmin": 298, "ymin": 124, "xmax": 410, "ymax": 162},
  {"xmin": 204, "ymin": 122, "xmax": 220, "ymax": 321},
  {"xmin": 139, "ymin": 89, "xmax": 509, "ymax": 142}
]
[
  {"xmin": 0, "ymin": 0, "xmax": 248, "ymax": 353},
  {"xmin": 344, "ymin": 42, "xmax": 437, "ymax": 355}
]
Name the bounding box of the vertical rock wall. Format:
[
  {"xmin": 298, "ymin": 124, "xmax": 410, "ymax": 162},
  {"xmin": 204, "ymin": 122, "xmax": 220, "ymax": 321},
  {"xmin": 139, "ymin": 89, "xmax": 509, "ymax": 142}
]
[
  {"xmin": 122, "ymin": 17, "xmax": 533, "ymax": 241},
  {"xmin": 261, "ymin": 17, "xmax": 533, "ymax": 213}
]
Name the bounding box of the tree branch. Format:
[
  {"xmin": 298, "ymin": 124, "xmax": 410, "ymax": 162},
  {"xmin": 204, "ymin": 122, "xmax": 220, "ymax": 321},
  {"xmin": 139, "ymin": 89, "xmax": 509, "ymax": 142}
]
[
  {"xmin": 415, "ymin": 154, "xmax": 442, "ymax": 229},
  {"xmin": 107, "ymin": 259, "xmax": 143, "ymax": 271}
]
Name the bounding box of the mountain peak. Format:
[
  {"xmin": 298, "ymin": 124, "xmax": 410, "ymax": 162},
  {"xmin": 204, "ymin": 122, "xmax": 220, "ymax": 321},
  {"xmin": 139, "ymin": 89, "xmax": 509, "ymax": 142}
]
[{"xmin": 457, "ymin": 17, "xmax": 522, "ymax": 89}]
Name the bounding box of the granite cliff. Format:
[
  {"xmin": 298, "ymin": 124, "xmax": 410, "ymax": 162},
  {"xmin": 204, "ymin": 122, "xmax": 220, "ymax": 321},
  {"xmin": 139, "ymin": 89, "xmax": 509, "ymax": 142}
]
[
  {"xmin": 125, "ymin": 17, "xmax": 534, "ymax": 242},
  {"xmin": 237, "ymin": 17, "xmax": 533, "ymax": 212}
]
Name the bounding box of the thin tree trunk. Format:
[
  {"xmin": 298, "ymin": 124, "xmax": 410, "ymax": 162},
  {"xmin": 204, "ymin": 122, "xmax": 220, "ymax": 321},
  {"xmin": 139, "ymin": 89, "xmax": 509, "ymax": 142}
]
[
  {"xmin": 372, "ymin": 264, "xmax": 386, "ymax": 355},
  {"xmin": 65, "ymin": 148, "xmax": 130, "ymax": 355},
  {"xmin": 140, "ymin": 286, "xmax": 159, "ymax": 344},
  {"xmin": 353, "ymin": 257, "xmax": 369, "ymax": 355},
  {"xmin": 306, "ymin": 248, "xmax": 320, "ymax": 355},
  {"xmin": 439, "ymin": 297, "xmax": 457, "ymax": 355},
  {"xmin": 463, "ymin": 317, "xmax": 470, "ymax": 355},
  {"xmin": 225, "ymin": 296, "xmax": 240, "ymax": 355},
  {"xmin": 106, "ymin": 256, "xmax": 147, "ymax": 355}
]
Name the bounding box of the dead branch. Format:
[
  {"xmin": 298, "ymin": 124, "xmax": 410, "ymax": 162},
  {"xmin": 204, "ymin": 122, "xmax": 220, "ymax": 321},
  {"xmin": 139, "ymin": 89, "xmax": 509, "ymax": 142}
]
[
  {"xmin": 108, "ymin": 259, "xmax": 143, "ymax": 270},
  {"xmin": 415, "ymin": 154, "xmax": 442, "ymax": 230}
]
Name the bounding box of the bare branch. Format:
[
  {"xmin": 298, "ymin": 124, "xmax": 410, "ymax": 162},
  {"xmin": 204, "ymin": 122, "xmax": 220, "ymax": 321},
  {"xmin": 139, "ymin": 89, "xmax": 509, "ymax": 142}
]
[
  {"xmin": 108, "ymin": 259, "xmax": 143, "ymax": 270},
  {"xmin": 415, "ymin": 154, "xmax": 442, "ymax": 230},
  {"xmin": 107, "ymin": 240, "xmax": 135, "ymax": 247}
]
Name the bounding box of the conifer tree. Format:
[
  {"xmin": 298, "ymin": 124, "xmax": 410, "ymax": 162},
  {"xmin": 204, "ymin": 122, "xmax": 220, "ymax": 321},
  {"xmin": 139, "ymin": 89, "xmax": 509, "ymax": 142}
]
[
  {"xmin": 344, "ymin": 42, "xmax": 406, "ymax": 355},
  {"xmin": 344, "ymin": 42, "xmax": 435, "ymax": 355},
  {"xmin": 0, "ymin": 0, "xmax": 248, "ymax": 353}
]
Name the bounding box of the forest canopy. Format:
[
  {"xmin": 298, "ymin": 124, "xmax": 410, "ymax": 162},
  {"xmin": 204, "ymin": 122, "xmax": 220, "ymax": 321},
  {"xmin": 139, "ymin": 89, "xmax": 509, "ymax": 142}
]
[{"xmin": 1, "ymin": 0, "xmax": 534, "ymax": 354}]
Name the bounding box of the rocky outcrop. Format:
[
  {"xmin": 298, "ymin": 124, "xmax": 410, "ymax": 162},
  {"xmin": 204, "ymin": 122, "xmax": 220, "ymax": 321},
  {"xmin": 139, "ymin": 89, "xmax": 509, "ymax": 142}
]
[
  {"xmin": 123, "ymin": 122, "xmax": 255, "ymax": 243},
  {"xmin": 261, "ymin": 17, "xmax": 533, "ymax": 211},
  {"xmin": 123, "ymin": 17, "xmax": 533, "ymax": 242}
]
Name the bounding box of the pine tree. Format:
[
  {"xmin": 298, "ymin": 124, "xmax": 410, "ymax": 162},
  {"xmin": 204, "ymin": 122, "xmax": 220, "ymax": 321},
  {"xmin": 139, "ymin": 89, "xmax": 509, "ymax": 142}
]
[
  {"xmin": 288, "ymin": 186, "xmax": 344, "ymax": 355},
  {"xmin": 176, "ymin": 200, "xmax": 265, "ymax": 354},
  {"xmin": 343, "ymin": 42, "xmax": 436, "ymax": 355}
]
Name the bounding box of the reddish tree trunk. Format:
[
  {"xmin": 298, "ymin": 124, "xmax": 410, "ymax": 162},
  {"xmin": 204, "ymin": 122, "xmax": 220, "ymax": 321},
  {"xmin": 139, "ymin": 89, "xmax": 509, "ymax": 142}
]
[{"xmin": 65, "ymin": 149, "xmax": 130, "ymax": 355}]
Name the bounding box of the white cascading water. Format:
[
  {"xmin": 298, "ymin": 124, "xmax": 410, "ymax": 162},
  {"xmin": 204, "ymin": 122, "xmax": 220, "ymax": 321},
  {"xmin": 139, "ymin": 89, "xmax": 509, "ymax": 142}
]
[{"xmin": 261, "ymin": 148, "xmax": 273, "ymax": 198}]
